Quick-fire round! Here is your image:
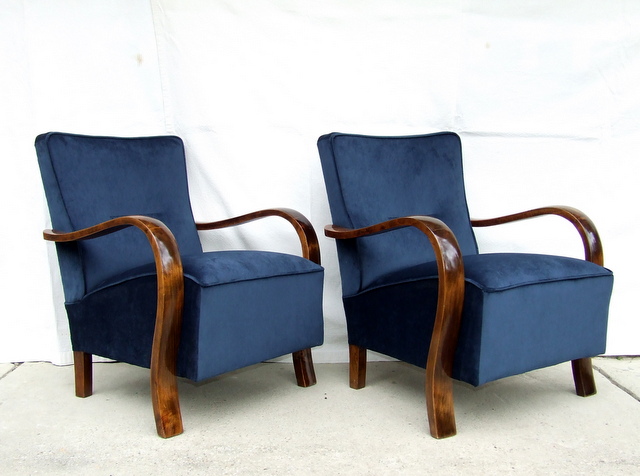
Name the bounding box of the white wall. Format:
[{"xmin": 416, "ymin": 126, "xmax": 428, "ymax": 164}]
[{"xmin": 1, "ymin": 0, "xmax": 638, "ymax": 364}]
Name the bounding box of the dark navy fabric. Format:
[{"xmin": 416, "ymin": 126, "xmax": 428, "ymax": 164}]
[
  {"xmin": 36, "ymin": 133, "xmax": 202, "ymax": 299},
  {"xmin": 37, "ymin": 132, "xmax": 324, "ymax": 382},
  {"xmin": 343, "ymin": 255, "xmax": 612, "ymax": 386},
  {"xmin": 318, "ymin": 131, "xmax": 613, "ymax": 387},
  {"xmin": 318, "ymin": 132, "xmax": 477, "ymax": 296}
]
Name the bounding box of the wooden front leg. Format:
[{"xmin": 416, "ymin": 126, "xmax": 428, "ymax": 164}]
[
  {"xmin": 325, "ymin": 216, "xmax": 464, "ymax": 438},
  {"xmin": 293, "ymin": 348, "xmax": 317, "ymax": 387},
  {"xmin": 425, "ymin": 362, "xmax": 456, "ymax": 439},
  {"xmin": 73, "ymin": 351, "xmax": 92, "ymax": 398},
  {"xmin": 150, "ymin": 366, "xmax": 183, "ymax": 438}
]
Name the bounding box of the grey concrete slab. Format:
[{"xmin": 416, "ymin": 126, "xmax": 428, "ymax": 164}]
[
  {"xmin": 594, "ymin": 356, "xmax": 640, "ymax": 400},
  {"xmin": 0, "ymin": 363, "xmax": 17, "ymax": 380},
  {"xmin": 1, "ymin": 361, "xmax": 639, "ymax": 475}
]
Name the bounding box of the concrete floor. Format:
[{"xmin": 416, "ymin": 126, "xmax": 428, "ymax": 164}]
[{"xmin": 1, "ymin": 357, "xmax": 638, "ymax": 475}]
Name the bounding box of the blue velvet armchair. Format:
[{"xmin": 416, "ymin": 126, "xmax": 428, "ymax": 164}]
[
  {"xmin": 318, "ymin": 131, "xmax": 613, "ymax": 438},
  {"xmin": 36, "ymin": 132, "xmax": 324, "ymax": 437}
]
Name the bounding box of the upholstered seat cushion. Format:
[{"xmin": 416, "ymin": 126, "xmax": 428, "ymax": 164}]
[
  {"xmin": 67, "ymin": 250, "xmax": 324, "ymax": 382},
  {"xmin": 364, "ymin": 252, "xmax": 611, "ymax": 294},
  {"xmin": 89, "ymin": 250, "xmax": 322, "ymax": 294},
  {"xmin": 344, "ymin": 252, "xmax": 613, "ymax": 386}
]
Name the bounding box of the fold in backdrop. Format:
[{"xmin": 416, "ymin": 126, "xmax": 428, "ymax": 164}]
[{"xmin": 1, "ymin": 0, "xmax": 638, "ymax": 364}]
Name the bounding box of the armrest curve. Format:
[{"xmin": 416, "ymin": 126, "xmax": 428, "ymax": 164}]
[
  {"xmin": 196, "ymin": 208, "xmax": 321, "ymax": 265},
  {"xmin": 324, "ymin": 216, "xmax": 465, "ymax": 356},
  {"xmin": 325, "ymin": 216, "xmax": 465, "ymax": 431},
  {"xmin": 44, "ymin": 215, "xmax": 184, "ymax": 437},
  {"xmin": 470, "ymin": 206, "xmax": 604, "ymax": 266},
  {"xmin": 325, "ymin": 217, "xmax": 465, "ymax": 288}
]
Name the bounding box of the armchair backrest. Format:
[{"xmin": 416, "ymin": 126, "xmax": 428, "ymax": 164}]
[
  {"xmin": 36, "ymin": 133, "xmax": 202, "ymax": 301},
  {"xmin": 318, "ymin": 132, "xmax": 478, "ymax": 296}
]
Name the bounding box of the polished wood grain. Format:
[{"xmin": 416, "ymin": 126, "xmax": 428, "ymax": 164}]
[
  {"xmin": 197, "ymin": 207, "xmax": 321, "ymax": 265},
  {"xmin": 73, "ymin": 351, "xmax": 92, "ymax": 398},
  {"xmin": 471, "ymin": 205, "xmax": 604, "ymax": 265},
  {"xmin": 326, "ymin": 216, "xmax": 465, "ymax": 439},
  {"xmin": 198, "ymin": 207, "xmax": 321, "ymax": 387},
  {"xmin": 45, "ymin": 216, "xmax": 185, "ymax": 438},
  {"xmin": 472, "ymin": 205, "xmax": 605, "ymax": 397}
]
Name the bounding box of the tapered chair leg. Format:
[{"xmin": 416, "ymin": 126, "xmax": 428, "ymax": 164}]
[
  {"xmin": 73, "ymin": 351, "xmax": 92, "ymax": 398},
  {"xmin": 572, "ymin": 357, "xmax": 597, "ymax": 397},
  {"xmin": 293, "ymin": 348, "xmax": 317, "ymax": 387},
  {"xmin": 425, "ymin": 364, "xmax": 457, "ymax": 439},
  {"xmin": 349, "ymin": 344, "xmax": 367, "ymax": 389},
  {"xmin": 150, "ymin": 365, "xmax": 183, "ymax": 438}
]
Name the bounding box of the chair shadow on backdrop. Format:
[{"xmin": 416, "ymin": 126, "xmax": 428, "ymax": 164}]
[
  {"xmin": 318, "ymin": 131, "xmax": 613, "ymax": 438},
  {"xmin": 36, "ymin": 132, "xmax": 324, "ymax": 438}
]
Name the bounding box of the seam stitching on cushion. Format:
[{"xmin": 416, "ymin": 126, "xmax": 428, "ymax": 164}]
[
  {"xmin": 84, "ymin": 266, "xmax": 323, "ymax": 297},
  {"xmin": 347, "ymin": 271, "xmax": 611, "ymax": 298},
  {"xmin": 185, "ymin": 267, "xmax": 324, "ymax": 288},
  {"xmin": 465, "ymin": 272, "xmax": 612, "ymax": 292}
]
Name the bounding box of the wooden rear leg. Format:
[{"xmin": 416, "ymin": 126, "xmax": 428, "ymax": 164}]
[
  {"xmin": 293, "ymin": 348, "xmax": 317, "ymax": 387},
  {"xmin": 73, "ymin": 351, "xmax": 92, "ymax": 398},
  {"xmin": 572, "ymin": 357, "xmax": 597, "ymax": 397},
  {"xmin": 349, "ymin": 344, "xmax": 367, "ymax": 389}
]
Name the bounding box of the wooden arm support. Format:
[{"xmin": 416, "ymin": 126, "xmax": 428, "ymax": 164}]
[
  {"xmin": 44, "ymin": 216, "xmax": 185, "ymax": 438},
  {"xmin": 471, "ymin": 205, "xmax": 604, "ymax": 266},
  {"xmin": 326, "ymin": 216, "xmax": 465, "ymax": 438},
  {"xmin": 472, "ymin": 205, "xmax": 605, "ymax": 397},
  {"xmin": 197, "ymin": 207, "xmax": 321, "ymax": 265}
]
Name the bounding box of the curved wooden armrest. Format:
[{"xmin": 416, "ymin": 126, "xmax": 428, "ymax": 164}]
[
  {"xmin": 471, "ymin": 206, "xmax": 604, "ymax": 266},
  {"xmin": 196, "ymin": 208, "xmax": 321, "ymax": 265},
  {"xmin": 326, "ymin": 216, "xmax": 464, "ymax": 437},
  {"xmin": 44, "ymin": 215, "xmax": 184, "ymax": 438}
]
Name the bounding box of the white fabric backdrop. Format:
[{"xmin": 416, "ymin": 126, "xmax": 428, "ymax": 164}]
[{"xmin": 1, "ymin": 0, "xmax": 638, "ymax": 364}]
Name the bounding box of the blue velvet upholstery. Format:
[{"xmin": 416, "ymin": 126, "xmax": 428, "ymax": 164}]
[
  {"xmin": 318, "ymin": 132, "xmax": 613, "ymax": 387},
  {"xmin": 36, "ymin": 132, "xmax": 324, "ymax": 382}
]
